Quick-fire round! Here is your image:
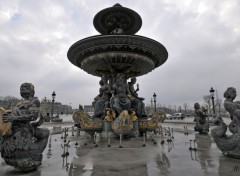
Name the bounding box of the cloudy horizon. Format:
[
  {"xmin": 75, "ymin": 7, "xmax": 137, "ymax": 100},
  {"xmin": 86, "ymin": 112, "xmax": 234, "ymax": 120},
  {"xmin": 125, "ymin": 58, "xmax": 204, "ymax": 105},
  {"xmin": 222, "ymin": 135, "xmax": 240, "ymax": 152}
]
[{"xmin": 0, "ymin": 0, "xmax": 239, "ymax": 109}]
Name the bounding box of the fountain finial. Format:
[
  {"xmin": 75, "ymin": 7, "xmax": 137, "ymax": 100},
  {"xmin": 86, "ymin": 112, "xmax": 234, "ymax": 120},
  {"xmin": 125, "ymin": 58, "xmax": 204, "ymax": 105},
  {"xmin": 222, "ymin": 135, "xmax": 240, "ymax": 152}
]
[{"xmin": 113, "ymin": 3, "xmax": 122, "ymax": 7}]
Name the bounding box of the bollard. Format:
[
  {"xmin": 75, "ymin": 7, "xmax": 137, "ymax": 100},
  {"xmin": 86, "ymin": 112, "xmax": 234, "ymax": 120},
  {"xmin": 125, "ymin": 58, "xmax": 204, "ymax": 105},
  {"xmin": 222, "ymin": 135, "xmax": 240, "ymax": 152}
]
[
  {"xmin": 84, "ymin": 132, "xmax": 87, "ymax": 146},
  {"xmin": 61, "ymin": 129, "xmax": 64, "ymax": 139},
  {"xmin": 77, "ymin": 127, "xmax": 80, "ymax": 136},
  {"xmin": 171, "ymin": 128, "xmax": 174, "ymax": 139},
  {"xmin": 189, "ymin": 140, "xmax": 193, "ymax": 150},
  {"xmin": 65, "ymin": 140, "xmax": 70, "ymax": 156},
  {"xmin": 164, "ymin": 128, "xmax": 167, "ymax": 136},
  {"xmin": 142, "ymin": 133, "xmax": 146, "ymax": 147},
  {"xmin": 119, "ymin": 134, "xmax": 123, "ymax": 148},
  {"xmin": 72, "ymin": 126, "xmax": 74, "ymax": 136},
  {"xmin": 93, "ymin": 132, "xmax": 96, "ymax": 144},
  {"xmin": 152, "ymin": 133, "xmax": 157, "ymax": 145},
  {"xmin": 193, "ymin": 140, "xmax": 198, "ymax": 151},
  {"xmin": 107, "ymin": 132, "xmax": 111, "ymax": 147},
  {"xmin": 167, "ymin": 135, "xmax": 172, "ymax": 142},
  {"xmin": 94, "ymin": 132, "xmax": 98, "ymax": 147},
  {"xmin": 61, "ymin": 143, "xmax": 66, "ymax": 157}
]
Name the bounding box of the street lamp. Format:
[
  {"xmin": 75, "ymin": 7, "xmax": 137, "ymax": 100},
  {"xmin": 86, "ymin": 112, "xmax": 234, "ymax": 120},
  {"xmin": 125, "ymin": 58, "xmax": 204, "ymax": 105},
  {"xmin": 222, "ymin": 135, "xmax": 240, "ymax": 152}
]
[
  {"xmin": 209, "ymin": 87, "xmax": 215, "ymax": 115},
  {"xmin": 151, "ymin": 98, "xmax": 153, "ymax": 112},
  {"xmin": 44, "ymin": 97, "xmax": 47, "ymax": 114},
  {"xmin": 153, "ymin": 93, "xmax": 157, "ymax": 112},
  {"xmin": 51, "ymin": 91, "xmax": 56, "ymax": 120}
]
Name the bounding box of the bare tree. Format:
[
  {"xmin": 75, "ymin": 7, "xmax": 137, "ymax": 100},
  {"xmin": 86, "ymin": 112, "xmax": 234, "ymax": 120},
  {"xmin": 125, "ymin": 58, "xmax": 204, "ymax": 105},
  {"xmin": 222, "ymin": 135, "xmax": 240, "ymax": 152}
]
[
  {"xmin": 183, "ymin": 103, "xmax": 188, "ymax": 114},
  {"xmin": 3, "ymin": 96, "xmax": 19, "ymax": 101},
  {"xmin": 167, "ymin": 105, "xmax": 172, "ymax": 114},
  {"xmin": 178, "ymin": 105, "xmax": 182, "ymax": 112},
  {"xmin": 173, "ymin": 104, "xmax": 177, "ymax": 113}
]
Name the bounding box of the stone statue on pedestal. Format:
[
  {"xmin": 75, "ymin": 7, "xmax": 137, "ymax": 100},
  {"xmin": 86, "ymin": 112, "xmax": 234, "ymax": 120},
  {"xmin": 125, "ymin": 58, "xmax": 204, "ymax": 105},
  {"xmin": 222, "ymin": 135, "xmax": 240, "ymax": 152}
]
[
  {"xmin": 0, "ymin": 83, "xmax": 49, "ymax": 171},
  {"xmin": 211, "ymin": 87, "xmax": 240, "ymax": 158},
  {"xmin": 194, "ymin": 103, "xmax": 209, "ymax": 134}
]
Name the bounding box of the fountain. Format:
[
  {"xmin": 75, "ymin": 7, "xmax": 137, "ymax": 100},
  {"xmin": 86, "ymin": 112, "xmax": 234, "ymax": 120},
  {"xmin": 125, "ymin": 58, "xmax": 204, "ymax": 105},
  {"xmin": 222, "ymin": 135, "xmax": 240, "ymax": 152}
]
[{"xmin": 68, "ymin": 4, "xmax": 168, "ymax": 136}]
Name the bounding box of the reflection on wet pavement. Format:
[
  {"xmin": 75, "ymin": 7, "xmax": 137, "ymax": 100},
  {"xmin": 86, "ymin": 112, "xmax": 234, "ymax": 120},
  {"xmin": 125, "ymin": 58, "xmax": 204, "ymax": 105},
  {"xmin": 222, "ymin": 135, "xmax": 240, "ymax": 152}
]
[{"xmin": 0, "ymin": 123, "xmax": 240, "ymax": 176}]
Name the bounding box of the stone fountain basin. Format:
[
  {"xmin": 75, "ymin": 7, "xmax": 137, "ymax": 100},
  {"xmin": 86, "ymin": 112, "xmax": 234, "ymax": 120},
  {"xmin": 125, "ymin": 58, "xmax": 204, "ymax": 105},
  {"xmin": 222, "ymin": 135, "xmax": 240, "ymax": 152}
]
[{"xmin": 67, "ymin": 35, "xmax": 168, "ymax": 78}]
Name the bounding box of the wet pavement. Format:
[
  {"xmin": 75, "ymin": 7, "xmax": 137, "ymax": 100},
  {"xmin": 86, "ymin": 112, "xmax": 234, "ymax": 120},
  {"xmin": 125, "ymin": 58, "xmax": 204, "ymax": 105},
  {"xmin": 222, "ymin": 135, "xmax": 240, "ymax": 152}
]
[{"xmin": 0, "ymin": 118, "xmax": 239, "ymax": 176}]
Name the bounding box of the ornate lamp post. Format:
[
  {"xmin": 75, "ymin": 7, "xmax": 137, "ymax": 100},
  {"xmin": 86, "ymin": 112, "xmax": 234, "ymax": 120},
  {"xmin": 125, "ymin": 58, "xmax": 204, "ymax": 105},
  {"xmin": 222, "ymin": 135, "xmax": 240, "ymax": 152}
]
[
  {"xmin": 44, "ymin": 97, "xmax": 47, "ymax": 114},
  {"xmin": 151, "ymin": 98, "xmax": 153, "ymax": 113},
  {"xmin": 153, "ymin": 93, "xmax": 157, "ymax": 112},
  {"xmin": 51, "ymin": 91, "xmax": 56, "ymax": 120},
  {"xmin": 210, "ymin": 87, "xmax": 215, "ymax": 115}
]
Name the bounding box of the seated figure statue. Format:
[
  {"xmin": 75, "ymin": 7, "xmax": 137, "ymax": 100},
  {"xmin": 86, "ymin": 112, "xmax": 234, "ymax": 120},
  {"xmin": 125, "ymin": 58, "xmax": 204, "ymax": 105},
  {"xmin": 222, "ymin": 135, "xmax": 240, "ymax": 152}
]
[
  {"xmin": 194, "ymin": 102, "xmax": 209, "ymax": 134},
  {"xmin": 128, "ymin": 77, "xmax": 146, "ymax": 117},
  {"xmin": 0, "ymin": 83, "xmax": 49, "ymax": 171},
  {"xmin": 110, "ymin": 74, "xmax": 131, "ymax": 116},
  {"xmin": 93, "ymin": 77, "xmax": 112, "ymax": 118},
  {"xmin": 211, "ymin": 87, "xmax": 240, "ymax": 158}
]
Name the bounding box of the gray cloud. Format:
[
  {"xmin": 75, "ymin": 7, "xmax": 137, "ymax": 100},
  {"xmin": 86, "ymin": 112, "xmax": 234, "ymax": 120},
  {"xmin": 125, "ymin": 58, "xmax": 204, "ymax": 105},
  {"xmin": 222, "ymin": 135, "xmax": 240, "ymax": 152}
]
[{"xmin": 0, "ymin": 0, "xmax": 240, "ymax": 109}]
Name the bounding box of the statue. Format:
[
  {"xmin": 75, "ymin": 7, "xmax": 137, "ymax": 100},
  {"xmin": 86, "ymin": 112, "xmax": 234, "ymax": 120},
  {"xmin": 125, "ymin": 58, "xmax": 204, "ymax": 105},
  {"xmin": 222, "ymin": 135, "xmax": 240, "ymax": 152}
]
[
  {"xmin": 139, "ymin": 110, "xmax": 166, "ymax": 134},
  {"xmin": 152, "ymin": 110, "xmax": 167, "ymax": 123},
  {"xmin": 129, "ymin": 108, "xmax": 138, "ymax": 122},
  {"xmin": 0, "ymin": 108, "xmax": 12, "ymax": 136},
  {"xmin": 73, "ymin": 105, "xmax": 84, "ymax": 128},
  {"xmin": 93, "ymin": 77, "xmax": 112, "ymax": 118},
  {"xmin": 211, "ymin": 87, "xmax": 240, "ymax": 158},
  {"xmin": 73, "ymin": 104, "xmax": 103, "ymax": 133},
  {"xmin": 128, "ymin": 77, "xmax": 146, "ymax": 117},
  {"xmin": 112, "ymin": 110, "xmax": 133, "ymax": 135},
  {"xmin": 194, "ymin": 103, "xmax": 209, "ymax": 134},
  {"xmin": 104, "ymin": 108, "xmax": 116, "ymax": 121},
  {"xmin": 0, "ymin": 83, "xmax": 49, "ymax": 171},
  {"xmin": 110, "ymin": 74, "xmax": 131, "ymax": 115}
]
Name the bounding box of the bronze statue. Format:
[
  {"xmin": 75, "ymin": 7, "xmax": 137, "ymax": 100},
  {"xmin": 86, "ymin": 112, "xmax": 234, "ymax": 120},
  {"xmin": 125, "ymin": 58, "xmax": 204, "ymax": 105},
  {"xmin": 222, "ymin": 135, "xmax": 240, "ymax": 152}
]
[
  {"xmin": 128, "ymin": 77, "xmax": 146, "ymax": 117},
  {"xmin": 73, "ymin": 104, "xmax": 103, "ymax": 133},
  {"xmin": 72, "ymin": 104, "xmax": 84, "ymax": 128},
  {"xmin": 194, "ymin": 103, "xmax": 209, "ymax": 134},
  {"xmin": 211, "ymin": 87, "xmax": 240, "ymax": 158},
  {"xmin": 0, "ymin": 83, "xmax": 49, "ymax": 171},
  {"xmin": 110, "ymin": 74, "xmax": 131, "ymax": 115},
  {"xmin": 93, "ymin": 77, "xmax": 112, "ymax": 118}
]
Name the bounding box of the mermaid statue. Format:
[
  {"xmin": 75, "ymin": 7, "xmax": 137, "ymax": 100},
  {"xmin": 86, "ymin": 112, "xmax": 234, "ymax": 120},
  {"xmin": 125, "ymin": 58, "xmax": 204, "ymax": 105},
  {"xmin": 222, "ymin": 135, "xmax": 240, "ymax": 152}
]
[
  {"xmin": 211, "ymin": 87, "xmax": 240, "ymax": 158},
  {"xmin": 0, "ymin": 83, "xmax": 49, "ymax": 171}
]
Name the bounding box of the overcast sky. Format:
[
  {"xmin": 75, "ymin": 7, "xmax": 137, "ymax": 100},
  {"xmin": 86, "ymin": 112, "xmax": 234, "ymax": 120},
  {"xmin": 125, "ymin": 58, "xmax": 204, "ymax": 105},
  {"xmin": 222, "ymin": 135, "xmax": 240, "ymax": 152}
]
[{"xmin": 0, "ymin": 0, "xmax": 239, "ymax": 109}]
